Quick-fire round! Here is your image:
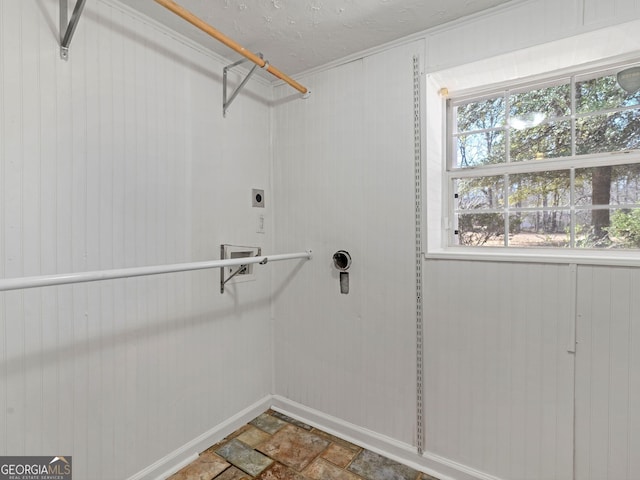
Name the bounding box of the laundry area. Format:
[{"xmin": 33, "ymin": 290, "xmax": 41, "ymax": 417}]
[{"xmin": 0, "ymin": 1, "xmax": 639, "ymax": 479}]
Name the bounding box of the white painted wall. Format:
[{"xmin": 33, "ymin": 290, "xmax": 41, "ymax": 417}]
[
  {"xmin": 272, "ymin": 40, "xmax": 423, "ymax": 445},
  {"xmin": 0, "ymin": 1, "xmax": 273, "ymax": 479},
  {"xmin": 424, "ymin": 261, "xmax": 575, "ymax": 480},
  {"xmin": 424, "ymin": 0, "xmax": 640, "ymax": 73},
  {"xmin": 272, "ymin": 2, "xmax": 640, "ymax": 480},
  {"xmin": 575, "ymin": 266, "xmax": 640, "ymax": 480},
  {"xmin": 2, "ymin": 1, "xmax": 640, "ymax": 480}
]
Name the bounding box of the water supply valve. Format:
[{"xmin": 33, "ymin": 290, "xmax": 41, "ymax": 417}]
[{"xmin": 332, "ymin": 250, "xmax": 352, "ymax": 294}]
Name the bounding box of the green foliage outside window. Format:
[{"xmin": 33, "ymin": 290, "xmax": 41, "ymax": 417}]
[
  {"xmin": 451, "ymin": 65, "xmax": 640, "ymax": 249},
  {"xmin": 608, "ymin": 209, "xmax": 640, "ymax": 248}
]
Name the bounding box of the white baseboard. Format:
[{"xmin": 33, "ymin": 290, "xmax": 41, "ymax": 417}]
[
  {"xmin": 270, "ymin": 396, "xmax": 503, "ymax": 480},
  {"xmin": 126, "ymin": 395, "xmax": 272, "ymax": 480},
  {"xmin": 128, "ymin": 394, "xmax": 502, "ymax": 480}
]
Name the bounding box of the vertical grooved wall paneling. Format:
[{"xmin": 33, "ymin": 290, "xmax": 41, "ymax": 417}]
[
  {"xmin": 583, "ymin": 0, "xmax": 640, "ymax": 27},
  {"xmin": 425, "ymin": 0, "xmax": 582, "ymax": 73},
  {"xmin": 575, "ymin": 266, "xmax": 640, "ymax": 480},
  {"xmin": 3, "ymin": 0, "xmax": 640, "ymax": 479},
  {"xmin": 424, "ymin": 260, "xmax": 575, "ymax": 480},
  {"xmin": 0, "ymin": 1, "xmax": 273, "ymax": 479},
  {"xmin": 270, "ymin": 0, "xmax": 640, "ymax": 474},
  {"xmin": 272, "ymin": 40, "xmax": 425, "ymax": 445}
]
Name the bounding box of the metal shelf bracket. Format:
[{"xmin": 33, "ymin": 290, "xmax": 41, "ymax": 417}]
[
  {"xmin": 223, "ymin": 53, "xmax": 263, "ymax": 117},
  {"xmin": 59, "ymin": 0, "xmax": 87, "ymax": 60},
  {"xmin": 219, "ymin": 244, "xmax": 264, "ymax": 294}
]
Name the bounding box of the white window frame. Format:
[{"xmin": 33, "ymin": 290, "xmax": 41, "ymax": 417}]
[
  {"xmin": 447, "ymin": 70, "xmax": 640, "ymax": 248},
  {"xmin": 424, "ymin": 21, "xmax": 640, "ymax": 266}
]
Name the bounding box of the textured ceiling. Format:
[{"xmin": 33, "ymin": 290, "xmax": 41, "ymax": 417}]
[{"xmin": 127, "ymin": 0, "xmax": 516, "ymax": 80}]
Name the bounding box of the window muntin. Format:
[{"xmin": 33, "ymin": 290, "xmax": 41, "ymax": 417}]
[{"xmin": 448, "ymin": 64, "xmax": 640, "ymax": 250}]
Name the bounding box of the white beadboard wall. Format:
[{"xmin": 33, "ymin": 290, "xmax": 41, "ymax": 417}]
[
  {"xmin": 3, "ymin": 0, "xmax": 640, "ymax": 480},
  {"xmin": 575, "ymin": 266, "xmax": 640, "ymax": 480},
  {"xmin": 424, "ymin": 0, "xmax": 640, "ymax": 73},
  {"xmin": 271, "ymin": 2, "xmax": 640, "ymax": 480},
  {"xmin": 424, "ymin": 260, "xmax": 575, "ymax": 480},
  {"xmin": 0, "ymin": 1, "xmax": 273, "ymax": 479},
  {"xmin": 272, "ymin": 40, "xmax": 423, "ymax": 445}
]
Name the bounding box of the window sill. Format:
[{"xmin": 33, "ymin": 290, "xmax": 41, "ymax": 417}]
[{"xmin": 424, "ymin": 246, "xmax": 640, "ymax": 267}]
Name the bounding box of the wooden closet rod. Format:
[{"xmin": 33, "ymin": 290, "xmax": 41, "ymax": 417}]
[{"xmin": 153, "ymin": 0, "xmax": 309, "ymax": 95}]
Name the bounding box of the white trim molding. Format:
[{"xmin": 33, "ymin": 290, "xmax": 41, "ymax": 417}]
[
  {"xmin": 127, "ymin": 396, "xmax": 273, "ymax": 480},
  {"xmin": 270, "ymin": 396, "xmax": 504, "ymax": 480},
  {"xmin": 128, "ymin": 394, "xmax": 508, "ymax": 480}
]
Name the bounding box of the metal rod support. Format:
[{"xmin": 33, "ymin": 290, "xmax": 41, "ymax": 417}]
[
  {"xmin": 223, "ymin": 55, "xmax": 262, "ymax": 117},
  {"xmin": 0, "ymin": 251, "xmax": 312, "ymax": 292},
  {"xmin": 222, "ymin": 264, "xmax": 248, "ymax": 284},
  {"xmin": 220, "ymin": 264, "xmax": 248, "ymax": 293},
  {"xmin": 60, "ymin": 0, "xmax": 68, "ymax": 46},
  {"xmin": 60, "ymin": 0, "xmax": 87, "ymax": 60},
  {"xmin": 153, "ymin": 0, "xmax": 309, "ymax": 95}
]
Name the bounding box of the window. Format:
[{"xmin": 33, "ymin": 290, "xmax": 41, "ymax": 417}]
[{"xmin": 447, "ymin": 64, "xmax": 640, "ymax": 250}]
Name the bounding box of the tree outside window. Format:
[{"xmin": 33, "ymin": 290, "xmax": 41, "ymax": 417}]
[{"xmin": 449, "ymin": 65, "xmax": 640, "ymax": 249}]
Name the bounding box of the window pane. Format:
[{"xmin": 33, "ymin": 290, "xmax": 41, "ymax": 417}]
[
  {"xmin": 608, "ymin": 208, "xmax": 640, "ymax": 249},
  {"xmin": 510, "ymin": 82, "xmax": 571, "ymax": 120},
  {"xmin": 456, "ymin": 213, "xmax": 505, "ymax": 246},
  {"xmin": 575, "ymin": 164, "xmax": 640, "ymax": 206},
  {"xmin": 455, "ymin": 96, "xmax": 505, "ymax": 132},
  {"xmin": 447, "ymin": 64, "xmax": 640, "ymax": 251},
  {"xmin": 576, "ymin": 72, "xmax": 640, "ymax": 114},
  {"xmin": 454, "ymin": 131, "xmax": 505, "ymax": 168},
  {"xmin": 509, "ymin": 171, "xmax": 570, "ymax": 207},
  {"xmin": 508, "ymin": 212, "xmax": 570, "ymax": 247},
  {"xmin": 611, "ymin": 164, "xmax": 640, "ymax": 205},
  {"xmin": 576, "ymin": 109, "xmax": 640, "ymax": 154},
  {"xmin": 574, "ymin": 208, "xmax": 640, "ymax": 248},
  {"xmin": 455, "ymin": 176, "xmax": 505, "ymax": 209},
  {"xmin": 510, "ymin": 120, "xmax": 572, "ymax": 161}
]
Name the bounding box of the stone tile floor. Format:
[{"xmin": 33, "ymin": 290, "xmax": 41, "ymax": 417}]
[{"xmin": 167, "ymin": 410, "xmax": 439, "ymax": 480}]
